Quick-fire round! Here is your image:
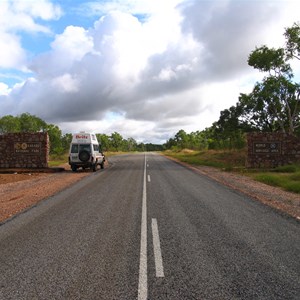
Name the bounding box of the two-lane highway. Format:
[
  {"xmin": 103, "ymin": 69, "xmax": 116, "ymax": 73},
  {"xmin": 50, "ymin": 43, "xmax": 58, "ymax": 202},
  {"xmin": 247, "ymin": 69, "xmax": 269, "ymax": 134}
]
[{"xmin": 1, "ymin": 153, "xmax": 300, "ymax": 299}]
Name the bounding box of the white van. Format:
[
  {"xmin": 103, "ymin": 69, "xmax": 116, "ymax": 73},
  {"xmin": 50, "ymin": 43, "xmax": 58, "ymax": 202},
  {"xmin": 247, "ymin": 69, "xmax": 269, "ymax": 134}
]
[{"xmin": 68, "ymin": 132, "xmax": 105, "ymax": 172}]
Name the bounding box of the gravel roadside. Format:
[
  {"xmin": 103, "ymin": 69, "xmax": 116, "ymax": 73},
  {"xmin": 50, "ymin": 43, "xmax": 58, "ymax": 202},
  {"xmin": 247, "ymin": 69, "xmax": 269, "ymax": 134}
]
[{"xmin": 0, "ymin": 166, "xmax": 91, "ymax": 223}]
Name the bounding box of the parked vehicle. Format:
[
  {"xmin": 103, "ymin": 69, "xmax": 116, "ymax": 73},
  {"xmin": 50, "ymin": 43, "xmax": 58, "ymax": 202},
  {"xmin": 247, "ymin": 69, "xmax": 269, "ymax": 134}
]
[{"xmin": 68, "ymin": 132, "xmax": 105, "ymax": 172}]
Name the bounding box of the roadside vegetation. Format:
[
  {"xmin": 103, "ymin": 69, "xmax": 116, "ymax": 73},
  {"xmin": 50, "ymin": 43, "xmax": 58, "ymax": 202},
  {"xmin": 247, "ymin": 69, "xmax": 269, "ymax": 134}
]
[{"xmin": 164, "ymin": 148, "xmax": 300, "ymax": 194}]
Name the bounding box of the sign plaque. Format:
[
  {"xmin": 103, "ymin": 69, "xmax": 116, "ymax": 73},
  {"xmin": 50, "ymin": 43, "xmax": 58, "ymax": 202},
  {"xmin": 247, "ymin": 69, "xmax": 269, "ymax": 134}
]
[
  {"xmin": 253, "ymin": 142, "xmax": 281, "ymax": 154},
  {"xmin": 14, "ymin": 142, "xmax": 41, "ymax": 155}
]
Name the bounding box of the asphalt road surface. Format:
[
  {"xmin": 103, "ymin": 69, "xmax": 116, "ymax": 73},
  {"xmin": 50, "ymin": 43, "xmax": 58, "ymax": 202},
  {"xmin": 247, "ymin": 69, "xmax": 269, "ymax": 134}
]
[{"xmin": 1, "ymin": 153, "xmax": 300, "ymax": 299}]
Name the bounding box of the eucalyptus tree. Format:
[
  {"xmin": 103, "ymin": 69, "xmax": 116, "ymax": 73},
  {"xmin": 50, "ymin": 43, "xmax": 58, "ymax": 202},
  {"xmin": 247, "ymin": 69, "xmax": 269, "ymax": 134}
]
[{"xmin": 239, "ymin": 23, "xmax": 300, "ymax": 134}]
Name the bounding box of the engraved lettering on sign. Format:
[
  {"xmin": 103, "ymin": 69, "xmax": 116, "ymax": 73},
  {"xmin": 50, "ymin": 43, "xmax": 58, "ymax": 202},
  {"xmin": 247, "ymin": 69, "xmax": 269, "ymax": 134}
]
[
  {"xmin": 14, "ymin": 142, "xmax": 41, "ymax": 155},
  {"xmin": 253, "ymin": 142, "xmax": 281, "ymax": 154}
]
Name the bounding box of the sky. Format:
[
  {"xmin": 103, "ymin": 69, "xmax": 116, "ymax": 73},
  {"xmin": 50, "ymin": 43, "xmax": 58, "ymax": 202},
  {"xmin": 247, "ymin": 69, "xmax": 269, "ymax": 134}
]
[{"xmin": 0, "ymin": 0, "xmax": 299, "ymax": 144}]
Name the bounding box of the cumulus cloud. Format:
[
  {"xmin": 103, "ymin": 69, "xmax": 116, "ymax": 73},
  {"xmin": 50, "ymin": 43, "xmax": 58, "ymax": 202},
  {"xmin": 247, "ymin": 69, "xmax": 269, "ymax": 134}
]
[
  {"xmin": 0, "ymin": 32, "xmax": 26, "ymax": 69},
  {"xmin": 0, "ymin": 0, "xmax": 299, "ymax": 143},
  {"xmin": 0, "ymin": 0, "xmax": 62, "ymax": 70},
  {"xmin": 180, "ymin": 0, "xmax": 286, "ymax": 80},
  {"xmin": 11, "ymin": 0, "xmax": 62, "ymax": 21},
  {"xmin": 0, "ymin": 82, "xmax": 11, "ymax": 96}
]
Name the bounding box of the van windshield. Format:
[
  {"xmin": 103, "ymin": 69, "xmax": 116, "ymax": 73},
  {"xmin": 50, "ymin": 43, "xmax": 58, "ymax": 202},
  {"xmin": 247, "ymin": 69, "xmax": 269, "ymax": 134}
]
[{"xmin": 71, "ymin": 144, "xmax": 91, "ymax": 153}]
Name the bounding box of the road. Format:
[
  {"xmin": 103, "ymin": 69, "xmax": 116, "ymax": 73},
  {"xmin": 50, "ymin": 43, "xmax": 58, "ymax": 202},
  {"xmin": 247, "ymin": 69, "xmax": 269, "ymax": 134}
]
[{"xmin": 0, "ymin": 153, "xmax": 300, "ymax": 299}]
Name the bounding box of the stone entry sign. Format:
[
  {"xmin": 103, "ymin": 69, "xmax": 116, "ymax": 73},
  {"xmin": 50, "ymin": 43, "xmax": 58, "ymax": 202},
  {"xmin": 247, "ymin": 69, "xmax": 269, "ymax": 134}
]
[
  {"xmin": 0, "ymin": 132, "xmax": 49, "ymax": 168},
  {"xmin": 247, "ymin": 132, "xmax": 300, "ymax": 168}
]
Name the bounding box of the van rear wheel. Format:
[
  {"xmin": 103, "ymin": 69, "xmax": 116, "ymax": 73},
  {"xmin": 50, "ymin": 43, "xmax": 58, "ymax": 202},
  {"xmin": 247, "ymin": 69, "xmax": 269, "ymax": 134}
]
[{"xmin": 71, "ymin": 165, "xmax": 77, "ymax": 172}]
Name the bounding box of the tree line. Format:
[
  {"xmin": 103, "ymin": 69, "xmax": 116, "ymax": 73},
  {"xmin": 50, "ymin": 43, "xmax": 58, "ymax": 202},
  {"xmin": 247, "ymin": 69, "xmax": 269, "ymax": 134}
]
[
  {"xmin": 165, "ymin": 22, "xmax": 300, "ymax": 151},
  {"xmin": 0, "ymin": 113, "xmax": 163, "ymax": 154}
]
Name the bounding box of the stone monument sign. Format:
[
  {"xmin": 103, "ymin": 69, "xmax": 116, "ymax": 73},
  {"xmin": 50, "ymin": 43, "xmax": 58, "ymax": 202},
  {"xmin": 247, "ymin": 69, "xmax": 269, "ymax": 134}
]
[
  {"xmin": 247, "ymin": 132, "xmax": 300, "ymax": 168},
  {"xmin": 0, "ymin": 132, "xmax": 49, "ymax": 168}
]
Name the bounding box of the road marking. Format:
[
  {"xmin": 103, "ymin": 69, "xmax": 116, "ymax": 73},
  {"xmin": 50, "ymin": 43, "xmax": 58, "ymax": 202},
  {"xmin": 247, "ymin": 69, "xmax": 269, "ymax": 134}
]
[
  {"xmin": 151, "ymin": 218, "xmax": 165, "ymax": 277},
  {"xmin": 138, "ymin": 154, "xmax": 148, "ymax": 300},
  {"xmin": 147, "ymin": 174, "xmax": 151, "ymax": 182}
]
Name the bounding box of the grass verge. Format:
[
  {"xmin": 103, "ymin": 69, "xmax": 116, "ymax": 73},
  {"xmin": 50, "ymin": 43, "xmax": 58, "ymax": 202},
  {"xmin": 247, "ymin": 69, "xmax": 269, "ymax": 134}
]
[{"xmin": 163, "ymin": 149, "xmax": 300, "ymax": 194}]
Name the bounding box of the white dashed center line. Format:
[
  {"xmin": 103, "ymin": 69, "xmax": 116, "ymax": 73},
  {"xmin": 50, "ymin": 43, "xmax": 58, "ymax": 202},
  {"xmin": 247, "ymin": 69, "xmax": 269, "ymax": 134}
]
[
  {"xmin": 138, "ymin": 155, "xmax": 165, "ymax": 299},
  {"xmin": 151, "ymin": 218, "xmax": 165, "ymax": 278}
]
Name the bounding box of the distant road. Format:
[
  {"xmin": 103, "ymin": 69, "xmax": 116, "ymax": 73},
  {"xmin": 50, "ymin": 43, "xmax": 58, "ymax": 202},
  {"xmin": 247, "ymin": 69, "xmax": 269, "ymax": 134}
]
[{"xmin": 1, "ymin": 153, "xmax": 300, "ymax": 299}]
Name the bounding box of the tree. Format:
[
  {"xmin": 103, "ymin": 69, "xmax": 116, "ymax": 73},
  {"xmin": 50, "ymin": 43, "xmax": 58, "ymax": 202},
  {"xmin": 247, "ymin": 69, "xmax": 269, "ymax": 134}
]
[
  {"xmin": 19, "ymin": 113, "xmax": 47, "ymax": 132},
  {"xmin": 164, "ymin": 137, "xmax": 176, "ymax": 150},
  {"xmin": 174, "ymin": 129, "xmax": 188, "ymax": 149},
  {"xmin": 239, "ymin": 76, "xmax": 300, "ymax": 133},
  {"xmin": 61, "ymin": 133, "xmax": 72, "ymax": 152},
  {"xmin": 213, "ymin": 105, "xmax": 247, "ymax": 149},
  {"xmin": 0, "ymin": 113, "xmax": 47, "ymax": 133},
  {"xmin": 47, "ymin": 124, "xmax": 63, "ymax": 154},
  {"xmin": 0, "ymin": 115, "xmax": 20, "ymax": 133},
  {"xmin": 240, "ymin": 24, "xmax": 300, "ymax": 135},
  {"xmin": 96, "ymin": 133, "xmax": 111, "ymax": 151},
  {"xmin": 110, "ymin": 132, "xmax": 123, "ymax": 151},
  {"xmin": 126, "ymin": 137, "xmax": 137, "ymax": 151},
  {"xmin": 284, "ymin": 22, "xmax": 300, "ymax": 61}
]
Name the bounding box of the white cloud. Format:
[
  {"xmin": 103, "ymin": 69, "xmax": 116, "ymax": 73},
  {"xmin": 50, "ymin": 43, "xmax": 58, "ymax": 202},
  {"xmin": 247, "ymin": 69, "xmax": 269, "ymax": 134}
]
[
  {"xmin": 0, "ymin": 0, "xmax": 62, "ymax": 70},
  {"xmin": 51, "ymin": 73, "xmax": 80, "ymax": 93},
  {"xmin": 51, "ymin": 26, "xmax": 93, "ymax": 60},
  {"xmin": 0, "ymin": 82, "xmax": 11, "ymax": 95},
  {"xmin": 0, "ymin": 31, "xmax": 26, "ymax": 69},
  {"xmin": 0, "ymin": 0, "xmax": 62, "ymax": 33},
  {"xmin": 11, "ymin": 0, "xmax": 62, "ymax": 21},
  {"xmin": 0, "ymin": 0, "xmax": 300, "ymax": 143}
]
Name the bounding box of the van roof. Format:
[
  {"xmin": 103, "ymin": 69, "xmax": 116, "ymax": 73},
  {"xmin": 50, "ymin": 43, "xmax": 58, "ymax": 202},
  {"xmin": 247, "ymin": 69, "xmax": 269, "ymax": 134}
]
[{"xmin": 72, "ymin": 133, "xmax": 98, "ymax": 144}]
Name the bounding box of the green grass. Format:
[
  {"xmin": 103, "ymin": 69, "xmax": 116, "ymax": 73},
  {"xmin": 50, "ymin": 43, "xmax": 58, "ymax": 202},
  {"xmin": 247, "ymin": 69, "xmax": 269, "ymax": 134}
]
[
  {"xmin": 48, "ymin": 153, "xmax": 69, "ymax": 167},
  {"xmin": 254, "ymin": 171, "xmax": 300, "ymax": 193},
  {"xmin": 254, "ymin": 174, "xmax": 287, "ymax": 187},
  {"xmin": 254, "ymin": 170, "xmax": 300, "ymax": 194},
  {"xmin": 284, "ymin": 181, "xmax": 300, "ymax": 193},
  {"xmin": 289, "ymin": 172, "xmax": 300, "ymax": 181},
  {"xmin": 273, "ymin": 165, "xmax": 300, "ymax": 173}
]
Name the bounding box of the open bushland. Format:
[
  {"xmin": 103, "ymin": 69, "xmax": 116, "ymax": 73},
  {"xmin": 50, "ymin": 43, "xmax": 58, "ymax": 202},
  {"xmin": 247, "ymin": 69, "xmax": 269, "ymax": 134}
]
[{"xmin": 164, "ymin": 149, "xmax": 300, "ymax": 194}]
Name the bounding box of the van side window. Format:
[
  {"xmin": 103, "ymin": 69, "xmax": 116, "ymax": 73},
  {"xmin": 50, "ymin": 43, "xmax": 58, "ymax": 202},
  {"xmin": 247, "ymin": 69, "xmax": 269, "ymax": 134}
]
[
  {"xmin": 93, "ymin": 144, "xmax": 99, "ymax": 152},
  {"xmin": 71, "ymin": 144, "xmax": 78, "ymax": 153}
]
